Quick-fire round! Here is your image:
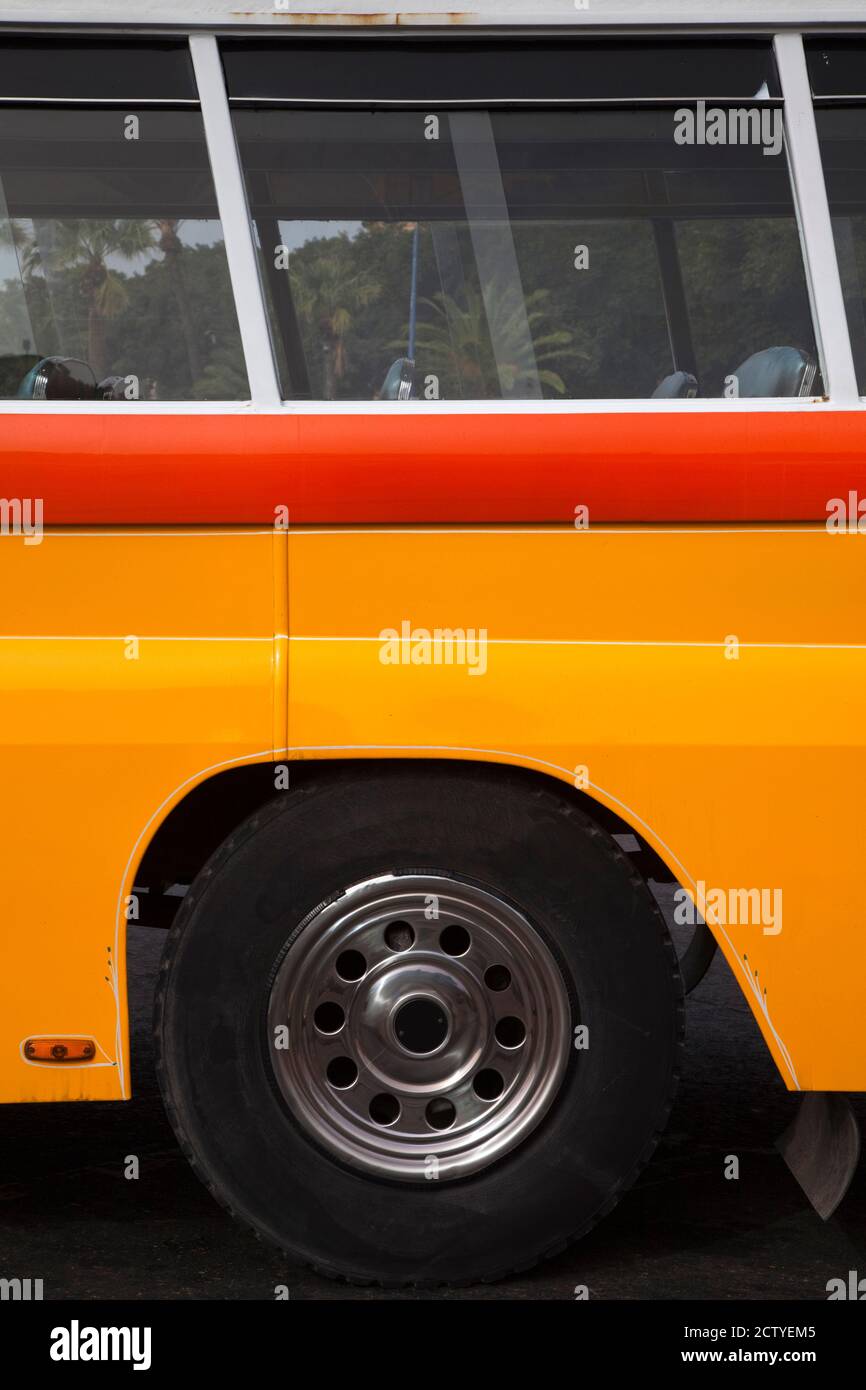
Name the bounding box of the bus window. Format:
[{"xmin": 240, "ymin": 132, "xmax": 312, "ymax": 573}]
[
  {"xmin": 0, "ymin": 107, "xmax": 247, "ymax": 401},
  {"xmin": 233, "ymin": 103, "xmax": 817, "ymax": 402},
  {"xmin": 675, "ymin": 218, "xmax": 818, "ymax": 398},
  {"xmin": 814, "ymin": 107, "xmax": 866, "ymax": 394}
]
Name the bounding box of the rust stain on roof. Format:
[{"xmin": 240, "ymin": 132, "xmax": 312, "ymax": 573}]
[{"xmin": 231, "ymin": 11, "xmax": 476, "ymax": 23}]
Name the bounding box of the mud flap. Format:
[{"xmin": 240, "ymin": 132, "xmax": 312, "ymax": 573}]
[{"xmin": 776, "ymin": 1093, "xmax": 861, "ymax": 1221}]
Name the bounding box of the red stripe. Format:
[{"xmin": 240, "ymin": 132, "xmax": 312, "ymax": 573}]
[{"xmin": 2, "ymin": 408, "xmax": 864, "ymax": 523}]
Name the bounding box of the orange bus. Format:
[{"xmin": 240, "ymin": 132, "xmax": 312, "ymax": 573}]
[{"xmin": 2, "ymin": 0, "xmax": 866, "ymax": 1286}]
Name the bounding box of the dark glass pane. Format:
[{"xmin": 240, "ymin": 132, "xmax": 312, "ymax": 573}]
[
  {"xmin": 807, "ymin": 39, "xmax": 866, "ymax": 99},
  {"xmin": 676, "ymin": 220, "xmax": 818, "ymax": 398},
  {"xmin": 816, "ymin": 107, "xmax": 866, "ymax": 392},
  {"xmin": 223, "ymin": 39, "xmax": 779, "ymax": 103},
  {"xmin": 0, "ymin": 40, "xmax": 194, "ymax": 101},
  {"xmin": 235, "ymin": 106, "xmax": 816, "ymax": 402},
  {"xmin": 0, "ymin": 108, "xmax": 248, "ymax": 401}
]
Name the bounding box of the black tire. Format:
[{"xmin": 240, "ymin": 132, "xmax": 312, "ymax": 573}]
[
  {"xmin": 155, "ymin": 764, "xmax": 683, "ymax": 1286},
  {"xmin": 680, "ymin": 921, "xmax": 719, "ymax": 994}
]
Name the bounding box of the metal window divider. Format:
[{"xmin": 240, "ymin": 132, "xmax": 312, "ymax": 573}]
[{"xmin": 189, "ymin": 32, "xmax": 281, "ymax": 407}]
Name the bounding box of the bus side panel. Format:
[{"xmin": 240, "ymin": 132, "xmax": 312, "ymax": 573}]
[
  {"xmin": 287, "ymin": 525, "xmax": 866, "ymax": 1093},
  {"xmin": 0, "ymin": 529, "xmax": 278, "ymax": 1102}
]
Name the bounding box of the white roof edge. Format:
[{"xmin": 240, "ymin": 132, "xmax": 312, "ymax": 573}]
[{"xmin": 0, "ymin": 2, "xmax": 863, "ymax": 32}]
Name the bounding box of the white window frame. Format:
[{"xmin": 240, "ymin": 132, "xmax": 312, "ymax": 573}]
[
  {"xmin": 774, "ymin": 32, "xmax": 859, "ymax": 403},
  {"xmin": 189, "ymin": 34, "xmax": 280, "ymax": 407}
]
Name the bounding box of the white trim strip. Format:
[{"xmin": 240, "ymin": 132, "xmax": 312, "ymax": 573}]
[
  {"xmin": 189, "ymin": 33, "xmax": 280, "ymax": 406},
  {"xmin": 233, "ymin": 97, "xmax": 786, "ymax": 109},
  {"xmin": 0, "ymin": 526, "xmax": 840, "ymax": 538},
  {"xmin": 0, "ymin": 395, "xmax": 840, "ymax": 415},
  {"xmin": 0, "ymin": 635, "xmax": 278, "ymax": 642},
  {"xmin": 0, "ymin": 530, "xmax": 278, "ymax": 538},
  {"xmin": 0, "ymin": 526, "xmax": 841, "ymax": 539},
  {"xmin": 0, "ymin": 636, "xmax": 858, "ymax": 651},
  {"xmin": 289, "ymin": 637, "xmax": 866, "ymax": 650},
  {"xmin": 775, "ymin": 31, "xmax": 859, "ymax": 405},
  {"xmin": 283, "ymin": 526, "xmax": 835, "ymax": 535}
]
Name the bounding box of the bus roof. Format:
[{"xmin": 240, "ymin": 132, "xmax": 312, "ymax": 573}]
[{"xmin": 0, "ymin": 1, "xmax": 864, "ymax": 33}]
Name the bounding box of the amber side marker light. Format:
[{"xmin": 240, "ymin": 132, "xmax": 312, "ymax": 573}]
[{"xmin": 24, "ymin": 1038, "xmax": 96, "ymax": 1062}]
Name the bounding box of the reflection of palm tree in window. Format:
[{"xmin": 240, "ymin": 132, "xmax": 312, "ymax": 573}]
[
  {"xmin": 14, "ymin": 218, "xmax": 216, "ymax": 390},
  {"xmin": 412, "ymin": 284, "xmax": 582, "ymax": 399},
  {"xmin": 46, "ymin": 221, "xmax": 156, "ymax": 380},
  {"xmin": 289, "ymin": 241, "xmax": 381, "ymax": 399},
  {"xmin": 152, "ymin": 219, "xmax": 201, "ymax": 383}
]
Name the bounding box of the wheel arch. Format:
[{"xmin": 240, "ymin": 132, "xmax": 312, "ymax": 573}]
[{"xmin": 131, "ymin": 754, "xmax": 681, "ymax": 930}]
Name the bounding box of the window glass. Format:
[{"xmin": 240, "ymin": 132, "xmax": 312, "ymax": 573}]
[
  {"xmin": 224, "ymin": 37, "xmax": 780, "ymax": 104},
  {"xmin": 0, "ymin": 107, "xmax": 247, "ymax": 401},
  {"xmin": 676, "ymin": 219, "xmax": 818, "ymax": 398},
  {"xmin": 815, "ymin": 107, "xmax": 866, "ymax": 393},
  {"xmin": 0, "ymin": 39, "xmax": 195, "ymax": 101},
  {"xmin": 235, "ymin": 106, "xmax": 817, "ymax": 402},
  {"xmin": 806, "ymin": 38, "xmax": 866, "ymax": 99}
]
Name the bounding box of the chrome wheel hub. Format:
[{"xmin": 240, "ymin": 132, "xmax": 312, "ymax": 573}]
[{"xmin": 267, "ymin": 874, "xmax": 572, "ymax": 1181}]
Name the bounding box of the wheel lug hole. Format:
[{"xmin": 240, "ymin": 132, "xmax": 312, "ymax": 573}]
[
  {"xmin": 326, "ymin": 1056, "xmax": 358, "ymax": 1089},
  {"xmin": 369, "ymin": 1093, "xmax": 401, "ymax": 1126},
  {"xmin": 439, "ymin": 924, "xmax": 471, "ymax": 956},
  {"xmin": 495, "ymin": 1016, "xmax": 526, "ymax": 1049},
  {"xmin": 335, "ymin": 949, "xmax": 366, "ymax": 982},
  {"xmin": 385, "ymin": 920, "xmax": 415, "ymax": 952},
  {"xmin": 425, "ymin": 1098, "xmax": 456, "ymax": 1131},
  {"xmin": 473, "ymin": 1068, "xmax": 504, "ymax": 1102},
  {"xmin": 314, "ymin": 1001, "xmax": 345, "ymax": 1034},
  {"xmin": 484, "ymin": 964, "xmax": 511, "ymax": 992}
]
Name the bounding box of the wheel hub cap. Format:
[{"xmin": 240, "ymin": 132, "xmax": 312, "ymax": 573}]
[
  {"xmin": 266, "ymin": 874, "xmax": 572, "ymax": 1181},
  {"xmin": 393, "ymin": 996, "xmax": 450, "ymax": 1054}
]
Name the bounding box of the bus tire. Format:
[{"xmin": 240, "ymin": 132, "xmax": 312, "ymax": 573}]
[{"xmin": 154, "ymin": 764, "xmax": 684, "ymax": 1287}]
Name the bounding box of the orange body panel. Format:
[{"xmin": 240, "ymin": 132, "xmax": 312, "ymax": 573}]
[{"xmin": 0, "ymin": 529, "xmax": 282, "ymax": 1100}]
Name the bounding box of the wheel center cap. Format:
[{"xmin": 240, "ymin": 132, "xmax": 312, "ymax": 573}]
[{"xmin": 394, "ymin": 996, "xmax": 450, "ymax": 1055}]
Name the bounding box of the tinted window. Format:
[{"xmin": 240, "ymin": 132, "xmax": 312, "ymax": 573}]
[
  {"xmin": 807, "ymin": 39, "xmax": 866, "ymax": 98},
  {"xmin": 235, "ymin": 106, "xmax": 816, "ymax": 402},
  {"xmin": 0, "ymin": 107, "xmax": 247, "ymax": 401},
  {"xmin": 0, "ymin": 40, "xmax": 194, "ymax": 101},
  {"xmin": 223, "ymin": 38, "xmax": 780, "ymax": 103},
  {"xmin": 816, "ymin": 107, "xmax": 866, "ymax": 393}
]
